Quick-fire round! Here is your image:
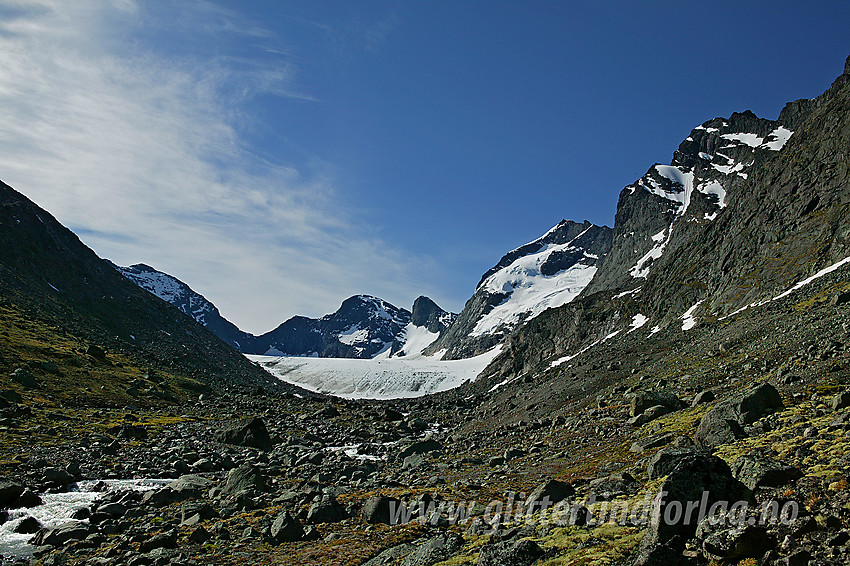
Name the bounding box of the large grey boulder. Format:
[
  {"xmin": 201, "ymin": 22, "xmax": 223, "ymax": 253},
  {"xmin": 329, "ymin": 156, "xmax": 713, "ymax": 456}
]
[
  {"xmin": 633, "ymin": 453, "xmax": 745, "ymax": 566},
  {"xmin": 695, "ymin": 409, "xmax": 746, "ymax": 449},
  {"xmin": 362, "ymin": 495, "xmax": 403, "ymax": 524},
  {"xmin": 306, "ymin": 495, "xmax": 348, "ymax": 524},
  {"xmin": 588, "ymin": 472, "xmax": 639, "ymax": 498},
  {"xmin": 362, "ymin": 543, "xmax": 417, "ymax": 566},
  {"xmin": 691, "ymin": 390, "xmax": 716, "ymax": 406},
  {"xmin": 142, "ymin": 474, "xmax": 213, "ymax": 506},
  {"xmin": 524, "ymin": 478, "xmax": 575, "ymax": 507},
  {"xmin": 217, "ymin": 416, "xmax": 273, "ymax": 451},
  {"xmin": 398, "ymin": 439, "xmax": 443, "ymax": 460},
  {"xmin": 731, "ymin": 453, "xmax": 802, "ymax": 490},
  {"xmin": 222, "ymin": 464, "xmax": 268, "ymax": 496},
  {"xmin": 168, "ymin": 474, "xmax": 213, "ymax": 494},
  {"xmin": 0, "ymin": 480, "xmax": 25, "ymax": 508},
  {"xmin": 729, "ymin": 382, "xmax": 784, "ymax": 424},
  {"xmin": 647, "ymin": 447, "xmax": 709, "ymax": 480},
  {"xmin": 269, "ymin": 510, "xmax": 304, "ymax": 543},
  {"xmin": 696, "ymin": 382, "xmax": 783, "ymax": 449},
  {"xmin": 401, "ymin": 532, "xmax": 465, "ymax": 566},
  {"xmin": 477, "ymin": 539, "xmax": 544, "ymax": 566},
  {"xmin": 42, "ymin": 467, "xmax": 75, "ymax": 489},
  {"xmin": 29, "ymin": 522, "xmax": 92, "ymax": 547},
  {"xmin": 630, "ymin": 390, "xmax": 685, "ymax": 417}
]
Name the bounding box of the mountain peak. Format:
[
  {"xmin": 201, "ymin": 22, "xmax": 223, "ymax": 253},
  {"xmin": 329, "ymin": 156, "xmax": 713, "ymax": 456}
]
[
  {"xmin": 411, "ymin": 296, "xmax": 456, "ymax": 334},
  {"xmin": 426, "ymin": 219, "xmax": 613, "ymax": 359}
]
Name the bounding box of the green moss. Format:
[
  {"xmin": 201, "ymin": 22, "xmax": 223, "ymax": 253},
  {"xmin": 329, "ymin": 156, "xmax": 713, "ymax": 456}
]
[
  {"xmin": 793, "ymin": 280, "xmax": 850, "ymax": 311},
  {"xmin": 713, "ymin": 401, "xmax": 848, "ymax": 480},
  {"xmin": 538, "ymin": 524, "xmax": 643, "ymax": 565},
  {"xmin": 0, "ymin": 303, "xmax": 204, "ymax": 408},
  {"xmin": 637, "ymin": 404, "xmax": 709, "ymax": 440}
]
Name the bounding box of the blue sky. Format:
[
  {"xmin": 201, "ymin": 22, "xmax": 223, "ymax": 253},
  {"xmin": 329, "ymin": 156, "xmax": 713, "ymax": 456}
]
[{"xmin": 0, "ymin": 1, "xmax": 848, "ymax": 333}]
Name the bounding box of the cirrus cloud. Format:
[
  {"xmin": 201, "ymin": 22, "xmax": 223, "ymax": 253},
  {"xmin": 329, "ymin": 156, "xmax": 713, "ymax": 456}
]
[{"xmin": 0, "ymin": 0, "xmax": 439, "ymax": 333}]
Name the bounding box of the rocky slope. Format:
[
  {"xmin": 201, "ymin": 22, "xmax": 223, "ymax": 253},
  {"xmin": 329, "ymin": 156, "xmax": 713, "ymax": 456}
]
[
  {"xmin": 583, "ymin": 110, "xmax": 793, "ymax": 296},
  {"xmin": 3, "ymin": 257, "xmax": 849, "ymax": 566},
  {"xmin": 115, "ymin": 264, "xmax": 254, "ymax": 352},
  {"xmin": 0, "ymin": 181, "xmax": 281, "ymax": 394},
  {"xmin": 426, "ymin": 220, "xmax": 612, "ymax": 360}
]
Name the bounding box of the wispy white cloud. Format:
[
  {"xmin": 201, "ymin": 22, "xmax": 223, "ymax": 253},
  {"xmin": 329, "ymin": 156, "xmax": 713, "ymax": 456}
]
[{"xmin": 0, "ymin": 0, "xmax": 436, "ymax": 333}]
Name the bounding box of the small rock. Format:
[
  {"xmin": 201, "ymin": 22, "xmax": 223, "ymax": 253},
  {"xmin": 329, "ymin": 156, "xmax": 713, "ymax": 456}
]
[
  {"xmin": 85, "ymin": 345, "xmax": 107, "ymax": 359},
  {"xmin": 781, "ymin": 549, "xmax": 812, "ymax": 566},
  {"xmin": 138, "ymin": 532, "xmax": 176, "ymax": 553},
  {"xmin": 630, "ymin": 390, "xmax": 685, "ymax": 417},
  {"xmin": 831, "ymin": 291, "xmax": 850, "ymax": 306},
  {"xmin": 832, "ymin": 391, "xmax": 850, "ymax": 411},
  {"xmin": 13, "ymin": 516, "xmax": 41, "ymax": 534},
  {"xmin": 10, "ymin": 368, "xmax": 38, "ymax": 389},
  {"xmin": 692, "ymin": 390, "xmax": 715, "ymax": 406},
  {"xmin": 362, "ymin": 495, "xmax": 402, "ymax": 525},
  {"xmin": 631, "ymin": 433, "xmax": 675, "ymax": 453},
  {"xmin": 269, "ymin": 510, "xmax": 304, "ymax": 543},
  {"xmin": 628, "ymin": 405, "xmax": 675, "ymax": 427},
  {"xmin": 187, "ymin": 526, "xmax": 211, "ymax": 544}
]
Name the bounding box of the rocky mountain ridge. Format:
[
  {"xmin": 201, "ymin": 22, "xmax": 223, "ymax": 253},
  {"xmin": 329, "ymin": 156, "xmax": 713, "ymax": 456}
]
[
  {"xmin": 116, "ymin": 264, "xmax": 254, "ymax": 352},
  {"xmin": 425, "ymin": 220, "xmax": 613, "ymax": 360},
  {"xmin": 115, "ymin": 262, "xmax": 455, "ymax": 359},
  {"xmin": 479, "ymin": 54, "xmax": 850, "ymax": 396}
]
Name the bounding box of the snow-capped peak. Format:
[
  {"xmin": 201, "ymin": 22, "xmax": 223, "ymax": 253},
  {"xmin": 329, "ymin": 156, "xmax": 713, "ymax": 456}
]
[{"xmin": 116, "ymin": 263, "xmax": 214, "ymax": 324}]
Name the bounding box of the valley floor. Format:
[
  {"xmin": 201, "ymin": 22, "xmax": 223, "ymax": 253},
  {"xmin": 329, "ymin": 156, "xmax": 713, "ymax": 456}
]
[{"xmin": 1, "ymin": 264, "xmax": 850, "ymax": 566}]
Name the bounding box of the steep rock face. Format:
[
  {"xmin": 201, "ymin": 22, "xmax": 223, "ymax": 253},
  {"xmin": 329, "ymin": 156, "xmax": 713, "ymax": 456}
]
[
  {"xmin": 482, "ymin": 56, "xmax": 850, "ymax": 381},
  {"xmin": 584, "ymin": 110, "xmax": 793, "ymax": 296},
  {"xmin": 410, "ymin": 296, "xmax": 456, "ymax": 334},
  {"xmin": 650, "ymin": 58, "xmax": 850, "ymax": 325},
  {"xmin": 116, "ymin": 264, "xmax": 254, "ymax": 352},
  {"xmin": 426, "ymin": 220, "xmax": 612, "ymax": 360}
]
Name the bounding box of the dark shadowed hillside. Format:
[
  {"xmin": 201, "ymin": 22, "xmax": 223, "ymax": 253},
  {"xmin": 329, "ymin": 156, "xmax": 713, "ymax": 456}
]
[{"xmin": 0, "ymin": 181, "xmax": 282, "ymax": 401}]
